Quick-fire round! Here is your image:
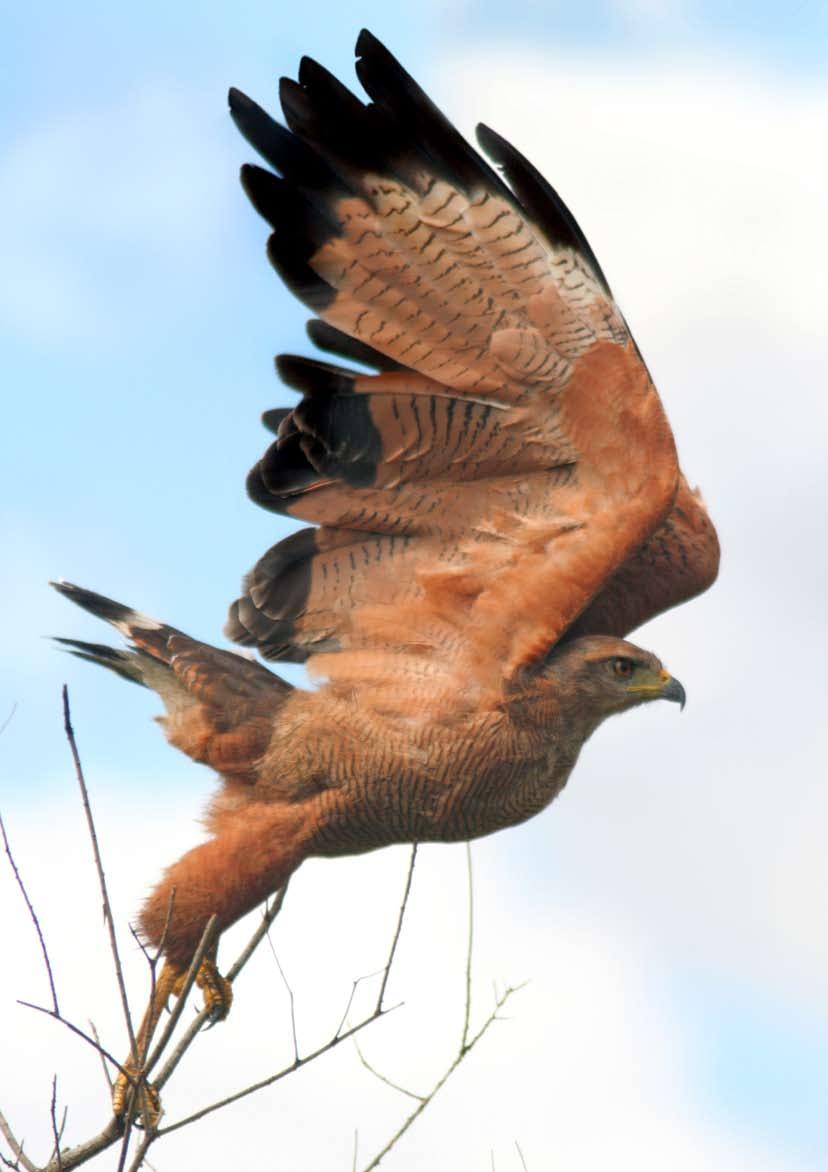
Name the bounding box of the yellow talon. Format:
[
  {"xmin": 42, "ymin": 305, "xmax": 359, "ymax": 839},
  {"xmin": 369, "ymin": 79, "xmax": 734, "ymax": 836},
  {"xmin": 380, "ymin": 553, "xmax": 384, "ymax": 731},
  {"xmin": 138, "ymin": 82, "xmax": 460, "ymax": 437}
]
[
  {"xmin": 111, "ymin": 957, "xmax": 233, "ymax": 1124},
  {"xmin": 112, "ymin": 1061, "xmax": 161, "ymax": 1129},
  {"xmin": 195, "ymin": 957, "xmax": 234, "ymax": 1024},
  {"xmin": 169, "ymin": 956, "xmax": 233, "ymax": 1023}
]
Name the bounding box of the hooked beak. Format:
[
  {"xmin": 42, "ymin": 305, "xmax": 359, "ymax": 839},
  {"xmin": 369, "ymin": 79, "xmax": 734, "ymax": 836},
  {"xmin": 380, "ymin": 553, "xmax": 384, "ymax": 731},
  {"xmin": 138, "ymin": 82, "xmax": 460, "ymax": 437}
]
[{"xmin": 658, "ymin": 671, "xmax": 686, "ymax": 710}]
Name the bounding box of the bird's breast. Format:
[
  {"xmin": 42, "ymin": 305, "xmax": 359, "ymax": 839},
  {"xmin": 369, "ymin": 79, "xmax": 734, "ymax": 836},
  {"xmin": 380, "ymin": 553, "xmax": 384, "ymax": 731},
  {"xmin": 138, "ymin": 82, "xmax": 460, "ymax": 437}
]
[{"xmin": 305, "ymin": 722, "xmax": 581, "ymax": 855}]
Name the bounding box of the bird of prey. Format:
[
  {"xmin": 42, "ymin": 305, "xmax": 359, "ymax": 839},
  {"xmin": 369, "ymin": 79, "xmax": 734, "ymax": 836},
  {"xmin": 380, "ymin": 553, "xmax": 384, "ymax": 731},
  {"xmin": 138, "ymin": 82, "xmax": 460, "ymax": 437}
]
[{"xmin": 54, "ymin": 29, "xmax": 719, "ymax": 1113}]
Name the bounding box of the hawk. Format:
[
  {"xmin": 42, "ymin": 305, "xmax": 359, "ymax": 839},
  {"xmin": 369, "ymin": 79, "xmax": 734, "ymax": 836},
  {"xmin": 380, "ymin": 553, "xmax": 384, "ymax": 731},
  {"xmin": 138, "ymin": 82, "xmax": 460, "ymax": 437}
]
[{"xmin": 54, "ymin": 29, "xmax": 718, "ymax": 1113}]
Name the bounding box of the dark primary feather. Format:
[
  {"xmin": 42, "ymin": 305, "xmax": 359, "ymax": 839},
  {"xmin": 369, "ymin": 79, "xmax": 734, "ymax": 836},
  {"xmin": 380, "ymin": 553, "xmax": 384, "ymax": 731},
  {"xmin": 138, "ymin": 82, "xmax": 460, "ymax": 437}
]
[
  {"xmin": 306, "ymin": 319, "xmax": 406, "ymax": 371},
  {"xmin": 475, "ymin": 124, "xmax": 611, "ymax": 295}
]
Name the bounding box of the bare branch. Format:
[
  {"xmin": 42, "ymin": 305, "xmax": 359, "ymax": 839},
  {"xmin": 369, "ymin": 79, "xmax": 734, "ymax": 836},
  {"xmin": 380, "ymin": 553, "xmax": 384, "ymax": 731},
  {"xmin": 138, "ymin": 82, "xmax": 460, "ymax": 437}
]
[
  {"xmin": 157, "ymin": 1003, "xmax": 401, "ymax": 1136},
  {"xmin": 335, "ymin": 848, "xmax": 418, "ymax": 1039},
  {"xmin": 515, "ymin": 1139, "xmax": 529, "ymax": 1170},
  {"xmin": 461, "ymin": 842, "xmax": 474, "ymax": 1051},
  {"xmin": 335, "ymin": 970, "xmax": 383, "ymax": 1041},
  {"xmin": 47, "ymin": 1079, "xmax": 65, "ymax": 1172},
  {"xmin": 87, "ymin": 1021, "xmax": 112, "ymax": 1093},
  {"xmin": 359, "ymin": 983, "xmax": 521, "ymax": 1172},
  {"xmin": 352, "ymin": 1034, "xmax": 424, "ymax": 1102},
  {"xmin": 40, "ymin": 1120, "xmax": 122, "ymax": 1172},
  {"xmin": 16, "ymin": 1002, "xmax": 124, "ymax": 1074},
  {"xmin": 355, "ymin": 846, "xmax": 526, "ymax": 1172},
  {"xmin": 61, "ymin": 687, "xmax": 137, "ymax": 1062},
  {"xmin": 154, "ymin": 890, "xmax": 177, "ymax": 965},
  {"xmin": 264, "ymin": 938, "xmax": 299, "ymax": 1065},
  {"xmin": 376, "ymin": 845, "xmax": 417, "ymax": 1013},
  {"xmin": 1, "ymin": 814, "xmax": 60, "ymax": 1016},
  {"xmin": 20, "ymin": 892, "xmax": 295, "ymax": 1172},
  {"xmin": 0, "ymin": 1109, "xmax": 37, "ymax": 1172},
  {"xmin": 144, "ymin": 916, "xmax": 218, "ymax": 1083},
  {"xmin": 123, "ymin": 1132, "xmax": 153, "ymax": 1172},
  {"xmin": 225, "ymin": 883, "xmax": 289, "ymax": 982}
]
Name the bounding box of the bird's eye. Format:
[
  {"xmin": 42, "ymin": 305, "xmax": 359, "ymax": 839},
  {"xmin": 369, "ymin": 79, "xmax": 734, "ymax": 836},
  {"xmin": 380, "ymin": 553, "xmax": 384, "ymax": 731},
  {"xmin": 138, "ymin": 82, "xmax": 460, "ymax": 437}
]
[{"xmin": 613, "ymin": 657, "xmax": 635, "ymax": 679}]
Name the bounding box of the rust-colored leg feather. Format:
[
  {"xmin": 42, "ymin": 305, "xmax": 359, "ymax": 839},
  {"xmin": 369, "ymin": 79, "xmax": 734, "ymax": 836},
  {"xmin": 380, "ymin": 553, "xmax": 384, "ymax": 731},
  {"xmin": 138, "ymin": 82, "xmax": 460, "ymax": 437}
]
[{"xmin": 139, "ymin": 802, "xmax": 313, "ymax": 970}]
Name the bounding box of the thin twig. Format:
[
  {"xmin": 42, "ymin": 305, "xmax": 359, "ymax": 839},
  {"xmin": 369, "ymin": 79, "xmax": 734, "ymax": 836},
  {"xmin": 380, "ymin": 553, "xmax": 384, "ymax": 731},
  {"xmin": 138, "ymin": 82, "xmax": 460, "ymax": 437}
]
[
  {"xmin": 153, "ymin": 865, "xmax": 415, "ymax": 1133},
  {"xmin": 133, "ymin": 888, "xmax": 177, "ymax": 1069},
  {"xmin": 154, "ymin": 889, "xmax": 177, "ymax": 964},
  {"xmin": 37, "ymin": 1119, "xmax": 122, "ymax": 1172},
  {"xmin": 0, "ymin": 1110, "xmax": 36, "ymax": 1172},
  {"xmin": 113, "ymin": 1087, "xmax": 136, "ymax": 1172},
  {"xmin": 120, "ymin": 886, "xmax": 179, "ymax": 1172},
  {"xmin": 1, "ymin": 814, "xmax": 60, "ymax": 1016},
  {"xmin": 144, "ymin": 915, "xmax": 218, "ymax": 1082},
  {"xmin": 335, "ymin": 970, "xmax": 384, "ymax": 1040},
  {"xmin": 62, "ymin": 687, "xmax": 137, "ymax": 1062},
  {"xmin": 16, "ymin": 1002, "xmax": 124, "ymax": 1073},
  {"xmin": 265, "ymin": 939, "xmax": 299, "ymax": 1065},
  {"xmin": 48, "ymin": 1078, "xmax": 65, "ymax": 1172},
  {"xmin": 123, "ymin": 1128, "xmax": 153, "ymax": 1172},
  {"xmin": 157, "ymin": 1003, "xmax": 401, "ymax": 1136},
  {"xmin": 461, "ymin": 843, "xmax": 474, "ymax": 1050},
  {"xmin": 352, "ymin": 1035, "xmax": 424, "ymax": 1102},
  {"xmin": 515, "ymin": 1139, "xmax": 529, "ymax": 1170},
  {"xmin": 335, "ymin": 848, "xmax": 415, "ymax": 1040},
  {"xmin": 120, "ymin": 889, "xmax": 178, "ymax": 1135},
  {"xmin": 359, "ymin": 984, "xmax": 521, "ymax": 1172},
  {"xmin": 225, "ymin": 883, "xmax": 289, "ymax": 983},
  {"xmin": 356, "ymin": 845, "xmax": 524, "ymax": 1172},
  {"xmin": 376, "ymin": 845, "xmax": 417, "ymax": 1012},
  {"xmin": 118, "ymin": 916, "xmax": 218, "ymax": 1172},
  {"xmin": 88, "ymin": 1020, "xmax": 112, "ymax": 1092},
  {"xmin": 119, "ymin": 894, "xmax": 292, "ymax": 1167}
]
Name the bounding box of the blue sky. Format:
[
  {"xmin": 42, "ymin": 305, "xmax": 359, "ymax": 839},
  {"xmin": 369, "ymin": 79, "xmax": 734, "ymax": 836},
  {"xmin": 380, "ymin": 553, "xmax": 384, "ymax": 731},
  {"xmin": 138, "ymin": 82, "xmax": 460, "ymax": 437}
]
[{"xmin": 2, "ymin": 3, "xmax": 827, "ymax": 1170}]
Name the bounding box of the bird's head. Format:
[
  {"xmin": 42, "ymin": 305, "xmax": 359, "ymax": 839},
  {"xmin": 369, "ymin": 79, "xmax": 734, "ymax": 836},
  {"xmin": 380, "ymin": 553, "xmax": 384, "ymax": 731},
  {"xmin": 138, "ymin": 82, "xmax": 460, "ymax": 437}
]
[{"xmin": 535, "ymin": 635, "xmax": 685, "ymax": 730}]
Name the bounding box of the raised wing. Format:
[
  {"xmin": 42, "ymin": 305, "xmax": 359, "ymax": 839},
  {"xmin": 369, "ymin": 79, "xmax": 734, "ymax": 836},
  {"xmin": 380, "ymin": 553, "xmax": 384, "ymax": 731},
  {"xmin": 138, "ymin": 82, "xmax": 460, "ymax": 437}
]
[{"xmin": 226, "ymin": 31, "xmax": 704, "ymax": 707}]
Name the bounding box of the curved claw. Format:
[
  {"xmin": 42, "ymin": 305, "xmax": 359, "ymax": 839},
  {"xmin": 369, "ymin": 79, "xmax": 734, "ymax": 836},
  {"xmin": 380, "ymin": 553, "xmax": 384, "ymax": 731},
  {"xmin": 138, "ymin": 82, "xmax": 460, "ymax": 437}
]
[{"xmin": 195, "ymin": 957, "xmax": 234, "ymax": 1026}]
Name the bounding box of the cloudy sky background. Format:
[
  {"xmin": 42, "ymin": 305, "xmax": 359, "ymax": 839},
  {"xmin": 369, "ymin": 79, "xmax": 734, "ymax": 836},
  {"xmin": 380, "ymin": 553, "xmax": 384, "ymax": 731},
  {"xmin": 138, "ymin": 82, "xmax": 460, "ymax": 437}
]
[{"xmin": 2, "ymin": 1, "xmax": 827, "ymax": 1169}]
